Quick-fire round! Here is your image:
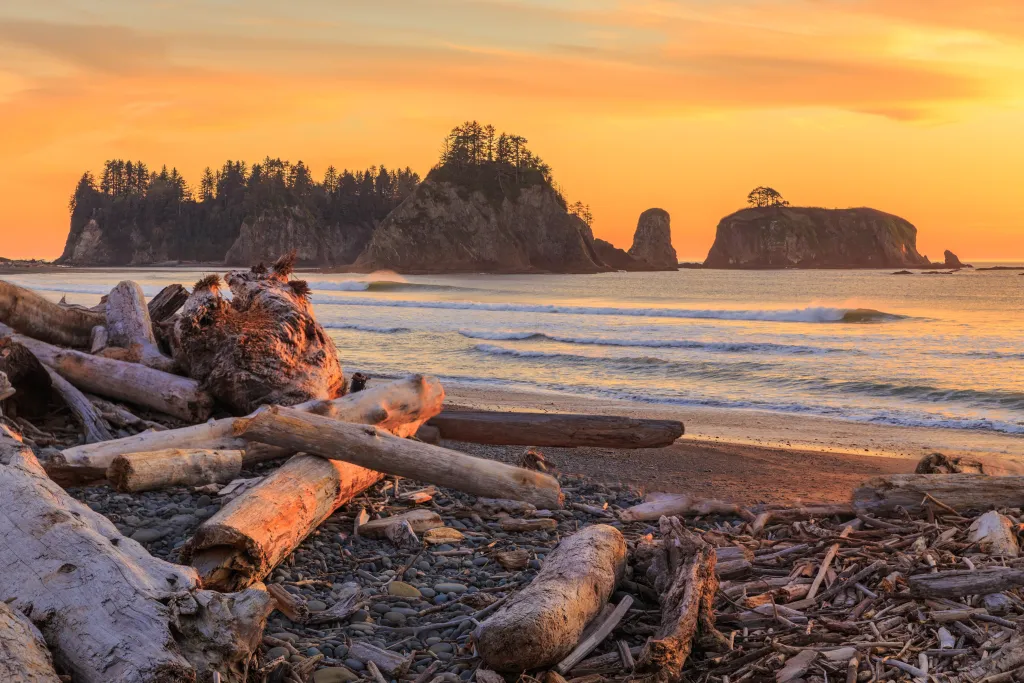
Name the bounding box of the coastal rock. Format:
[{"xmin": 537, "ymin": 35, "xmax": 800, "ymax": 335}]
[
  {"xmin": 704, "ymin": 206, "xmax": 931, "ymax": 269},
  {"xmin": 944, "ymin": 250, "xmax": 964, "ymax": 269},
  {"xmin": 628, "ymin": 209, "xmax": 678, "ymax": 270},
  {"xmin": 60, "ymin": 219, "xmax": 116, "ymax": 265},
  {"xmin": 224, "ymin": 208, "xmax": 373, "ymax": 267},
  {"xmin": 353, "ymin": 173, "xmax": 608, "ymax": 274},
  {"xmin": 592, "ymin": 239, "xmax": 655, "ymax": 271}
]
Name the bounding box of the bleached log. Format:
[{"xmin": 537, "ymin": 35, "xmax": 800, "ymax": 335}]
[
  {"xmin": 0, "ymin": 601, "xmax": 61, "ymax": 683},
  {"xmin": 968, "ymin": 510, "xmax": 1019, "ymax": 557},
  {"xmin": 181, "ymin": 454, "xmax": 384, "ymax": 591},
  {"xmin": 107, "ymin": 448, "xmax": 244, "ymax": 493},
  {"xmin": 42, "ymin": 365, "xmax": 114, "ymax": 443},
  {"xmin": 0, "ymin": 323, "xmax": 212, "ymax": 422},
  {"xmin": 620, "ymin": 492, "xmax": 755, "ymax": 522},
  {"xmin": 635, "ymin": 517, "xmax": 719, "ymax": 681},
  {"xmin": 429, "ymin": 410, "xmax": 684, "ymax": 448},
  {"xmin": 475, "ymin": 524, "xmax": 626, "ymax": 671},
  {"xmin": 853, "ymin": 474, "xmax": 1024, "ymax": 513},
  {"xmin": 0, "ymin": 279, "xmax": 103, "ymax": 347},
  {"xmin": 105, "ymin": 280, "xmax": 175, "ymax": 371},
  {"xmin": 236, "ymin": 405, "xmax": 564, "ymax": 509},
  {"xmin": 54, "ymin": 374, "xmax": 445, "ymax": 485},
  {"xmin": 357, "ymin": 509, "xmax": 444, "ymax": 537},
  {"xmin": 0, "ymin": 427, "xmax": 272, "ymax": 683}
]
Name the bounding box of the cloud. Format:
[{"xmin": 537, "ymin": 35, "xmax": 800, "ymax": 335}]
[{"xmin": 0, "ymin": 19, "xmax": 168, "ymax": 74}]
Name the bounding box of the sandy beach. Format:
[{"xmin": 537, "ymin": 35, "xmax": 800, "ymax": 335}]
[{"xmin": 442, "ymin": 381, "xmax": 1024, "ymax": 505}]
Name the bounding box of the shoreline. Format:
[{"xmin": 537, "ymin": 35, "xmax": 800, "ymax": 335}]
[{"xmin": 440, "ymin": 380, "xmax": 1024, "ymax": 505}]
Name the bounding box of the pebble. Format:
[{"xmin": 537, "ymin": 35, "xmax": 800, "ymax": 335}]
[
  {"xmin": 130, "ymin": 528, "xmax": 166, "ymax": 543},
  {"xmin": 265, "ymin": 646, "xmax": 290, "ymax": 660},
  {"xmin": 308, "ymin": 600, "xmax": 327, "ymax": 613},
  {"xmin": 313, "ymin": 668, "xmax": 360, "ymax": 683},
  {"xmin": 387, "ymin": 581, "xmax": 422, "ymax": 598},
  {"xmin": 344, "ymin": 658, "xmax": 366, "ymax": 672},
  {"xmin": 434, "ymin": 582, "xmax": 468, "ymax": 594}
]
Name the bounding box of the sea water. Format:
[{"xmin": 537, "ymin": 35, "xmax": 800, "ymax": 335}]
[{"xmin": 8, "ymin": 265, "xmax": 1024, "ymax": 436}]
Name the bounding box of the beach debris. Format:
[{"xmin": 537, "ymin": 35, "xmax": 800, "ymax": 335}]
[
  {"xmin": 234, "ymin": 405, "xmax": 565, "ymax": 508},
  {"xmin": 357, "ymin": 509, "xmax": 445, "ymax": 538},
  {"xmin": 147, "ymin": 283, "xmax": 189, "ymax": 323},
  {"xmin": 102, "ymin": 280, "xmax": 176, "ymax": 371},
  {"xmin": 968, "ymin": 510, "xmax": 1019, "ymax": 557},
  {"xmin": 0, "ymin": 600, "xmax": 61, "ymax": 682},
  {"xmin": 916, "ymin": 451, "xmax": 988, "ymax": 474},
  {"xmin": 853, "ymin": 472, "xmax": 1024, "ymax": 512},
  {"xmin": 475, "ymin": 524, "xmax": 627, "ymax": 671},
  {"xmin": 106, "ymin": 448, "xmax": 244, "ymax": 493},
  {"xmin": 620, "ymin": 491, "xmax": 756, "ymax": 522},
  {"xmin": 521, "ymin": 446, "xmax": 552, "ymax": 472},
  {"xmin": 172, "ymin": 254, "xmax": 346, "ymax": 414},
  {"xmin": 0, "ymin": 278, "xmax": 103, "ymax": 347},
  {"xmin": 428, "ymin": 409, "xmax": 684, "ymax": 448}
]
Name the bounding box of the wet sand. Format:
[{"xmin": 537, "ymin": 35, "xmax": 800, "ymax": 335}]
[{"xmin": 443, "ymin": 382, "xmax": 1024, "ymax": 506}]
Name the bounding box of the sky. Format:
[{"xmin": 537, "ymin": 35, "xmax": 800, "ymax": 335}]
[{"xmin": 1, "ymin": 1, "xmax": 1023, "ymax": 261}]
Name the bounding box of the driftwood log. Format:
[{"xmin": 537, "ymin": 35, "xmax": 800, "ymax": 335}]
[
  {"xmin": 0, "ymin": 426, "xmax": 272, "ymax": 682},
  {"xmin": 0, "ymin": 336, "xmax": 52, "ymax": 417},
  {"xmin": 103, "ymin": 280, "xmax": 175, "ymax": 371},
  {"xmin": 0, "ymin": 601, "xmax": 61, "ymax": 683},
  {"xmin": 236, "ymin": 406, "xmax": 564, "ymax": 509},
  {"xmin": 148, "ymin": 283, "xmax": 189, "ymax": 322},
  {"xmin": 0, "ymin": 279, "xmax": 103, "ymax": 347},
  {"xmin": 908, "ymin": 567, "xmax": 1024, "ymax": 598},
  {"xmin": 429, "ymin": 410, "xmax": 684, "ymax": 448},
  {"xmin": 853, "ymin": 474, "xmax": 1024, "ymax": 513},
  {"xmin": 53, "ymin": 375, "xmax": 444, "ymax": 485},
  {"xmin": 107, "ymin": 448, "xmax": 244, "ymax": 492},
  {"xmin": 620, "ymin": 492, "xmax": 755, "ymax": 522},
  {"xmin": 181, "ymin": 454, "xmax": 385, "ymax": 591},
  {"xmin": 0, "ymin": 323, "xmax": 213, "ymax": 422},
  {"xmin": 475, "ymin": 524, "xmax": 626, "ymax": 671},
  {"xmin": 42, "ymin": 365, "xmax": 114, "ymax": 443},
  {"xmin": 173, "ymin": 256, "xmax": 345, "ymax": 414},
  {"xmin": 635, "ymin": 517, "xmax": 719, "ymax": 681}
]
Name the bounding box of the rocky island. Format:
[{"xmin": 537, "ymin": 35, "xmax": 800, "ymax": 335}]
[{"xmin": 704, "ymin": 205, "xmax": 935, "ymax": 269}]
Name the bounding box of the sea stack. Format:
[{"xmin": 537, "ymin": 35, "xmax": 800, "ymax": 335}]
[
  {"xmin": 943, "ymin": 250, "xmax": 967, "ymax": 269},
  {"xmin": 704, "ymin": 206, "xmax": 931, "ymax": 269},
  {"xmin": 628, "ymin": 208, "xmax": 678, "ymax": 270}
]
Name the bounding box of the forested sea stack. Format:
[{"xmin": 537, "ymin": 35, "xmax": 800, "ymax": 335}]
[
  {"xmin": 628, "ymin": 208, "xmax": 678, "ymax": 270},
  {"xmin": 354, "ymin": 122, "xmax": 608, "ymax": 274},
  {"xmin": 704, "ymin": 206, "xmax": 932, "ymax": 269}
]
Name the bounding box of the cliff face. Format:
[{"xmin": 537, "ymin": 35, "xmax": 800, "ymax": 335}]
[
  {"xmin": 704, "ymin": 207, "xmax": 930, "ymax": 269},
  {"xmin": 224, "ymin": 209, "xmax": 373, "ymax": 267},
  {"xmin": 628, "ymin": 208, "xmax": 678, "ymax": 270},
  {"xmin": 354, "ymin": 176, "xmax": 608, "ymax": 273},
  {"xmin": 592, "ymin": 239, "xmax": 655, "ymax": 271}
]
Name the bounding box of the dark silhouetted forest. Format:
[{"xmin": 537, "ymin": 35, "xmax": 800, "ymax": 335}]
[{"xmin": 64, "ymin": 158, "xmax": 419, "ymax": 263}]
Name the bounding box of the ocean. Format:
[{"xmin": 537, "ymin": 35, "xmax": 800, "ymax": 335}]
[{"xmin": 7, "ymin": 265, "xmax": 1024, "ymax": 437}]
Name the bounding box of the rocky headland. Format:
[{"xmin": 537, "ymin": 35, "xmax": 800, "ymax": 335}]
[{"xmin": 704, "ymin": 206, "xmax": 936, "ymax": 269}]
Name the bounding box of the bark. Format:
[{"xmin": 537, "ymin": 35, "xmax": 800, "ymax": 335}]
[
  {"xmin": 475, "ymin": 524, "xmax": 626, "ymax": 672},
  {"xmin": 107, "ymin": 448, "xmax": 244, "ymax": 493},
  {"xmin": 0, "ymin": 601, "xmax": 61, "ymax": 683},
  {"xmin": 620, "ymin": 492, "xmax": 755, "ymax": 522},
  {"xmin": 105, "ymin": 280, "xmax": 175, "ymax": 371},
  {"xmin": 42, "ymin": 365, "xmax": 114, "ymax": 443},
  {"xmin": 909, "ymin": 568, "xmax": 1024, "ymax": 598},
  {"xmin": 0, "ymin": 337, "xmax": 52, "ymax": 417},
  {"xmin": 0, "ymin": 323, "xmax": 213, "ymax": 422},
  {"xmin": 148, "ymin": 283, "xmax": 189, "ymax": 322},
  {"xmin": 635, "ymin": 517, "xmax": 719, "ymax": 682},
  {"xmin": 0, "ymin": 427, "xmax": 272, "ymax": 683},
  {"xmin": 54, "ymin": 375, "xmax": 444, "ymax": 486},
  {"xmin": 429, "ymin": 410, "xmax": 684, "ymax": 448},
  {"xmin": 236, "ymin": 405, "xmax": 565, "ymax": 509},
  {"xmin": 181, "ymin": 454, "xmax": 385, "ymax": 591},
  {"xmin": 853, "ymin": 474, "xmax": 1024, "ymax": 513},
  {"xmin": 172, "ymin": 257, "xmax": 345, "ymax": 414},
  {"xmin": 0, "ymin": 279, "xmax": 103, "ymax": 347}
]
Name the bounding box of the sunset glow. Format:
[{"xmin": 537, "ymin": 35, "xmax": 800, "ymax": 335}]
[{"xmin": 2, "ymin": 0, "xmax": 1023, "ymax": 259}]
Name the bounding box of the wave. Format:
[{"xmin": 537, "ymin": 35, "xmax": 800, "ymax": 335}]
[
  {"xmin": 312, "ymin": 281, "xmax": 472, "ymax": 293},
  {"xmin": 7, "ymin": 282, "xmax": 166, "ymax": 297},
  {"xmin": 947, "ymin": 350, "xmax": 1024, "ymax": 361},
  {"xmin": 323, "ymin": 323, "xmax": 411, "ymax": 334},
  {"xmin": 314, "ymin": 296, "xmax": 907, "ymax": 323},
  {"xmin": 458, "ymin": 329, "xmax": 840, "ymax": 355}
]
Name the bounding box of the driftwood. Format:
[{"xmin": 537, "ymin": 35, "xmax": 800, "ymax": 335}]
[
  {"xmin": 173, "ymin": 256, "xmax": 345, "ymax": 414},
  {"xmin": 0, "ymin": 426, "xmax": 272, "ymax": 682},
  {"xmin": 0, "ymin": 279, "xmax": 103, "ymax": 347},
  {"xmin": 236, "ymin": 405, "xmax": 565, "ymax": 509},
  {"xmin": 357, "ymin": 509, "xmax": 444, "ymax": 537},
  {"xmin": 148, "ymin": 283, "xmax": 189, "ymax": 322},
  {"xmin": 0, "ymin": 323, "xmax": 213, "ymax": 422},
  {"xmin": 0, "ymin": 337, "xmax": 52, "ymax": 417},
  {"xmin": 620, "ymin": 492, "xmax": 755, "ymax": 522},
  {"xmin": 635, "ymin": 517, "xmax": 719, "ymax": 681},
  {"xmin": 53, "ymin": 374, "xmax": 444, "ymax": 485},
  {"xmin": 182, "ymin": 454, "xmax": 384, "ymax": 591},
  {"xmin": 909, "ymin": 568, "xmax": 1024, "ymax": 598},
  {"xmin": 853, "ymin": 473, "xmax": 1024, "ymax": 512},
  {"xmin": 107, "ymin": 448, "xmax": 244, "ymax": 492},
  {"xmin": 103, "ymin": 280, "xmax": 175, "ymax": 371},
  {"xmin": 475, "ymin": 524, "xmax": 626, "ymax": 671},
  {"xmin": 42, "ymin": 365, "xmax": 114, "ymax": 443},
  {"xmin": 0, "ymin": 601, "xmax": 61, "ymax": 683},
  {"xmin": 429, "ymin": 409, "xmax": 684, "ymax": 448},
  {"xmin": 968, "ymin": 510, "xmax": 1019, "ymax": 557}
]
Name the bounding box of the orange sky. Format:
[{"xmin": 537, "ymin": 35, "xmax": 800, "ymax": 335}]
[{"xmin": 1, "ymin": 0, "xmax": 1023, "ymax": 260}]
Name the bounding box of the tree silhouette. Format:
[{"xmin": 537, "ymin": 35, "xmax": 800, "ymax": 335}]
[{"xmin": 746, "ymin": 186, "xmax": 789, "ymax": 208}]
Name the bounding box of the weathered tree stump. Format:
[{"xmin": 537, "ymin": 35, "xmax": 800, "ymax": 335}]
[{"xmin": 173, "ymin": 255, "xmax": 345, "ymax": 414}]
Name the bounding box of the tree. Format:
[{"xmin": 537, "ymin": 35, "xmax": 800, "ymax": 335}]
[
  {"xmin": 746, "ymin": 186, "xmax": 789, "ymax": 208},
  {"xmin": 199, "ymin": 167, "xmax": 216, "ymax": 201}
]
